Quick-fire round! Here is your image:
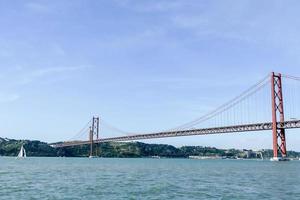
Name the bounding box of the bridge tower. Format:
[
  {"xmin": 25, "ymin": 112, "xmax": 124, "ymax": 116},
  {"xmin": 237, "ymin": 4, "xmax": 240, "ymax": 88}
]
[
  {"xmin": 89, "ymin": 116, "xmax": 100, "ymax": 158},
  {"xmin": 271, "ymin": 72, "xmax": 287, "ymax": 160}
]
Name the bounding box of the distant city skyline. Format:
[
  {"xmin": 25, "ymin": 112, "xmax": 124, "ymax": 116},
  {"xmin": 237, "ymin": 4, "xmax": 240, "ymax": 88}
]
[{"xmin": 0, "ymin": 0, "xmax": 300, "ymax": 150}]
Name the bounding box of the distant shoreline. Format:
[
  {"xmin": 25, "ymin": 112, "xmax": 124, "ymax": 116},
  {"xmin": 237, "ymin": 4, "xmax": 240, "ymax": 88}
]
[{"xmin": 1, "ymin": 137, "xmax": 300, "ymax": 159}]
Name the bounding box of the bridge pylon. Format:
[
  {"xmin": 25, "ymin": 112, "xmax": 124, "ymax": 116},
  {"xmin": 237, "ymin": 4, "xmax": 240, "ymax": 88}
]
[
  {"xmin": 89, "ymin": 116, "xmax": 100, "ymax": 158},
  {"xmin": 271, "ymin": 72, "xmax": 287, "ymax": 160}
]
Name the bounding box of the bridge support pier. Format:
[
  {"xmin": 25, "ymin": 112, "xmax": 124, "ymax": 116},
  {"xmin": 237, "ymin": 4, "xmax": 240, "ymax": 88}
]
[
  {"xmin": 89, "ymin": 127, "xmax": 94, "ymax": 157},
  {"xmin": 271, "ymin": 72, "xmax": 288, "ymax": 161},
  {"xmin": 89, "ymin": 116, "xmax": 100, "ymax": 158}
]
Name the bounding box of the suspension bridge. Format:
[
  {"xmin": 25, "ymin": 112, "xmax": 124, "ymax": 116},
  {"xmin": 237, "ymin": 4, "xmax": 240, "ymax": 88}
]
[{"xmin": 51, "ymin": 72, "xmax": 300, "ymax": 161}]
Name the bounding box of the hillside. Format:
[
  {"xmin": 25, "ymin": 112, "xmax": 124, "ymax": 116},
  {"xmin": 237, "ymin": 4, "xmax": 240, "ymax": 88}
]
[
  {"xmin": 1, "ymin": 137, "xmax": 299, "ymax": 159},
  {"xmin": 0, "ymin": 138, "xmax": 57, "ymax": 156}
]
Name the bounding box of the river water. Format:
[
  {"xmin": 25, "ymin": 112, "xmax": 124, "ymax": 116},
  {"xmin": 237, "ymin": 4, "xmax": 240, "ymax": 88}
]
[{"xmin": 0, "ymin": 157, "xmax": 299, "ymax": 199}]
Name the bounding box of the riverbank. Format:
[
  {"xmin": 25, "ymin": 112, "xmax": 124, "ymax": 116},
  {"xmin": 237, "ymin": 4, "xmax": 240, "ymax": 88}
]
[{"xmin": 1, "ymin": 137, "xmax": 300, "ymax": 159}]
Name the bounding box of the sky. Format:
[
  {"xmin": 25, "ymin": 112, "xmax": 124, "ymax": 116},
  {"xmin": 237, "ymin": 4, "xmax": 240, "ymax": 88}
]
[{"xmin": 0, "ymin": 0, "xmax": 300, "ymax": 150}]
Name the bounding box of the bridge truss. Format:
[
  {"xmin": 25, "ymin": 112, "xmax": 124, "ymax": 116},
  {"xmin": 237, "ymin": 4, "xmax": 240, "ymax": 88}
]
[{"xmin": 51, "ymin": 72, "xmax": 300, "ymax": 160}]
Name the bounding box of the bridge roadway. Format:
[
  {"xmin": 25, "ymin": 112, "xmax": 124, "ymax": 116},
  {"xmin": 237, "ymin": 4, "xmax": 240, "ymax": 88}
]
[{"xmin": 51, "ymin": 120, "xmax": 300, "ymax": 148}]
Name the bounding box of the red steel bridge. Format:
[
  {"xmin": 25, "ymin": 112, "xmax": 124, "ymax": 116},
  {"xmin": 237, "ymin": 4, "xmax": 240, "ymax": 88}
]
[{"xmin": 51, "ymin": 72, "xmax": 300, "ymax": 160}]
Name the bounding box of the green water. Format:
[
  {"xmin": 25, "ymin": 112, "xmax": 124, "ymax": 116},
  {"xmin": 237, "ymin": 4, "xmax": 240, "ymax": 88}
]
[{"xmin": 0, "ymin": 157, "xmax": 299, "ymax": 199}]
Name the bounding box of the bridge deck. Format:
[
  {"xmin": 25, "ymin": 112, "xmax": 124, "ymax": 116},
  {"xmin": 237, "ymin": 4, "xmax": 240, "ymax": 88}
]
[{"xmin": 51, "ymin": 120, "xmax": 300, "ymax": 148}]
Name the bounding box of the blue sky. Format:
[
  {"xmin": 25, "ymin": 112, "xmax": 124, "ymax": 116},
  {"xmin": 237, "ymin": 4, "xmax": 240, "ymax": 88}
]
[{"xmin": 0, "ymin": 0, "xmax": 300, "ymax": 150}]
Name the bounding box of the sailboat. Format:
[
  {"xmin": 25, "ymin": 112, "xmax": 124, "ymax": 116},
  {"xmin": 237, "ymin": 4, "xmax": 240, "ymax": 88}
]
[{"xmin": 17, "ymin": 145, "xmax": 26, "ymax": 159}]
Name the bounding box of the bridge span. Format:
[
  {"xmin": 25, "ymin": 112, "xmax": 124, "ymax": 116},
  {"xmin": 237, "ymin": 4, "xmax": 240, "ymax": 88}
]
[
  {"xmin": 50, "ymin": 72, "xmax": 300, "ymax": 160},
  {"xmin": 51, "ymin": 120, "xmax": 300, "ymax": 148}
]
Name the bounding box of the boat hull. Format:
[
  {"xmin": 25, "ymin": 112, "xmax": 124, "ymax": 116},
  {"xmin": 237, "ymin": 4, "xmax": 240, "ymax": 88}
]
[{"xmin": 270, "ymin": 157, "xmax": 290, "ymax": 161}]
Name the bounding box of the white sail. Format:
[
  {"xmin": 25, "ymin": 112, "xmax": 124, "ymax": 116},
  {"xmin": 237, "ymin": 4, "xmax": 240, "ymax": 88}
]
[
  {"xmin": 24, "ymin": 147, "xmax": 26, "ymax": 158},
  {"xmin": 17, "ymin": 146, "xmax": 23, "ymax": 157},
  {"xmin": 17, "ymin": 145, "xmax": 26, "ymax": 158}
]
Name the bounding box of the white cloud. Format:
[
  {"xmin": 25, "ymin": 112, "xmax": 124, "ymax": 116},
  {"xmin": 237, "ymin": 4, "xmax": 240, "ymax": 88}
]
[
  {"xmin": 0, "ymin": 93, "xmax": 20, "ymax": 103},
  {"xmin": 149, "ymin": 75, "xmax": 254, "ymax": 89},
  {"xmin": 19, "ymin": 66, "xmax": 92, "ymax": 85},
  {"xmin": 25, "ymin": 2, "xmax": 51, "ymax": 13},
  {"xmin": 51, "ymin": 44, "xmax": 66, "ymax": 56},
  {"xmin": 114, "ymin": 0, "xmax": 188, "ymax": 12},
  {"xmin": 100, "ymin": 28, "xmax": 167, "ymax": 49},
  {"xmin": 31, "ymin": 66, "xmax": 89, "ymax": 77},
  {"xmin": 169, "ymin": 1, "xmax": 300, "ymax": 54},
  {"xmin": 0, "ymin": 65, "xmax": 93, "ymax": 104}
]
